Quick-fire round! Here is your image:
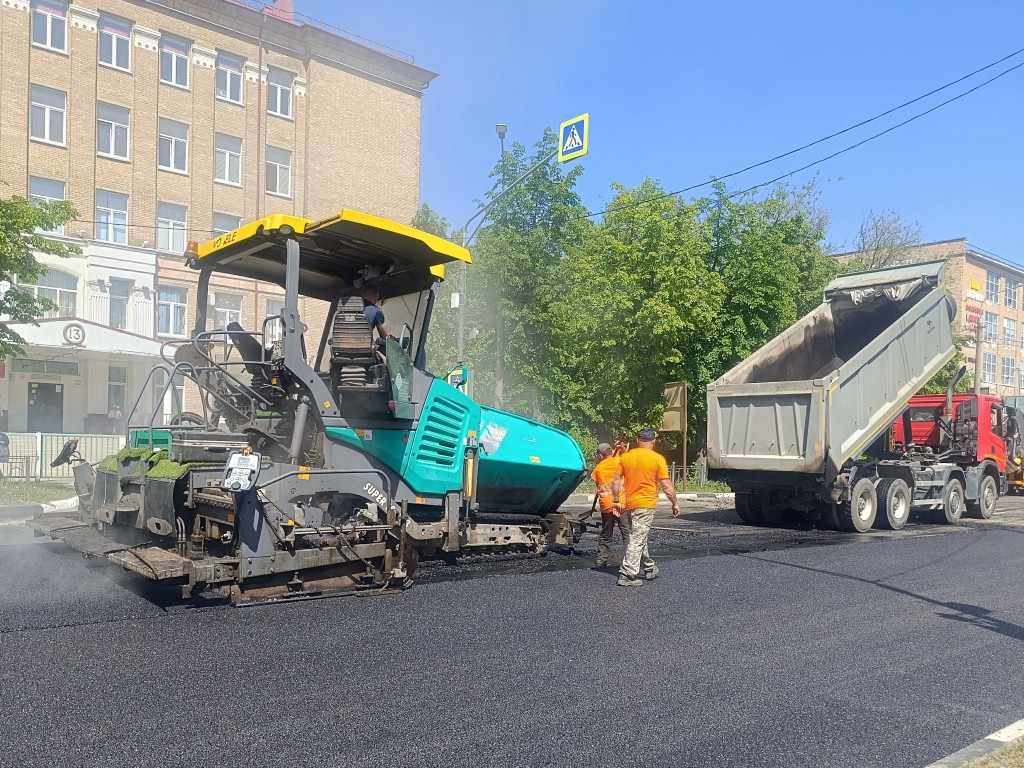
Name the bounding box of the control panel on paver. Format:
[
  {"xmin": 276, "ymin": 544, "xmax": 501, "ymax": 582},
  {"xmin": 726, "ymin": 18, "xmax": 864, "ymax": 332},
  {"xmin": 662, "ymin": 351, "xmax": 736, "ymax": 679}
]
[{"xmin": 222, "ymin": 452, "xmax": 261, "ymax": 492}]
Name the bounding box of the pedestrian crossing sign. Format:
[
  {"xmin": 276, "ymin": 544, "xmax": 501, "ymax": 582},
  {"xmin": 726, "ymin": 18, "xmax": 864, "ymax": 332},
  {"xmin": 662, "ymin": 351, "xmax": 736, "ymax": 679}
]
[{"xmin": 558, "ymin": 113, "xmax": 589, "ymax": 163}]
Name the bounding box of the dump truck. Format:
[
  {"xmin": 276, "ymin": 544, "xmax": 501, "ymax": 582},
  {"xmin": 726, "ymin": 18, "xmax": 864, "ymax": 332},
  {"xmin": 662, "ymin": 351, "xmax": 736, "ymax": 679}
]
[
  {"xmin": 707, "ymin": 259, "xmax": 1001, "ymax": 532},
  {"xmin": 30, "ymin": 210, "xmax": 586, "ymax": 603},
  {"xmin": 1000, "ymin": 396, "xmax": 1024, "ymax": 493}
]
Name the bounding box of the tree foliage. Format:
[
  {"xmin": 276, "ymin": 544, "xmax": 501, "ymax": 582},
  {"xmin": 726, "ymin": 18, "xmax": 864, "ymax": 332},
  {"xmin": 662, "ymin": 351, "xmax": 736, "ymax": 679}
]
[
  {"xmin": 421, "ymin": 131, "xmax": 836, "ymax": 451},
  {"xmin": 842, "ymin": 208, "xmax": 922, "ymax": 271},
  {"xmin": 0, "ymin": 194, "xmax": 79, "ymax": 359}
]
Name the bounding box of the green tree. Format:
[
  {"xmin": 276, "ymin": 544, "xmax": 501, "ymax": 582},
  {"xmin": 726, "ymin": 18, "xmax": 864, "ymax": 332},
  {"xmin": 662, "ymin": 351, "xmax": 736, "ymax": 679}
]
[
  {"xmin": 0, "ymin": 194, "xmax": 79, "ymax": 359},
  {"xmin": 410, "ymin": 204, "xmax": 461, "ymax": 378},
  {"xmin": 918, "ymin": 333, "xmax": 973, "ymax": 395}
]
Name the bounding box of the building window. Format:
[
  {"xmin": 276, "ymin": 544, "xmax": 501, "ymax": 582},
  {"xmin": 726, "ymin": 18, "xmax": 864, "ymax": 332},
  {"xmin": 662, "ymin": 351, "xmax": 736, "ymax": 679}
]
[
  {"xmin": 95, "ymin": 190, "xmax": 128, "ymax": 244},
  {"xmin": 1003, "ymin": 356, "xmax": 1016, "ymax": 387},
  {"xmin": 212, "ymin": 212, "xmax": 241, "ymax": 236},
  {"xmin": 30, "ymin": 84, "xmax": 66, "ymax": 145},
  {"xmin": 108, "ymin": 278, "xmax": 132, "ymax": 330},
  {"xmin": 266, "ymin": 297, "xmax": 285, "ymax": 343},
  {"xmin": 267, "ymin": 67, "xmax": 293, "ymax": 118},
  {"xmin": 158, "ymin": 118, "xmax": 188, "ymax": 173},
  {"xmin": 984, "ymin": 311, "xmax": 998, "ymax": 344},
  {"xmin": 214, "ymin": 133, "xmax": 242, "ymax": 186},
  {"xmin": 213, "ymin": 293, "xmax": 242, "ymax": 329},
  {"xmin": 29, "ymin": 176, "xmax": 66, "ymax": 235},
  {"xmin": 156, "ymin": 202, "xmax": 187, "ymax": 253},
  {"xmin": 108, "ymin": 364, "xmax": 127, "ymax": 410},
  {"xmin": 157, "ymin": 285, "xmax": 187, "ymax": 336},
  {"xmin": 97, "ymin": 102, "xmax": 130, "ymax": 160},
  {"xmin": 986, "ymin": 273, "xmax": 1000, "ymax": 303},
  {"xmin": 982, "ymin": 352, "xmax": 997, "ymax": 385},
  {"xmin": 265, "ymin": 146, "xmax": 291, "ymax": 197},
  {"xmin": 32, "ymin": 0, "xmax": 66, "ymax": 52},
  {"xmin": 159, "ymin": 35, "xmax": 190, "ymax": 88},
  {"xmin": 11, "ymin": 358, "xmax": 79, "ymax": 375},
  {"xmin": 216, "ymin": 53, "xmax": 243, "ymax": 104},
  {"xmin": 99, "ymin": 15, "xmax": 131, "ymax": 70},
  {"xmin": 21, "ymin": 269, "xmax": 77, "ymax": 318},
  {"xmin": 1005, "ymin": 318, "xmax": 1018, "ymax": 348},
  {"xmin": 1006, "ymin": 279, "xmax": 1019, "ymax": 310}
]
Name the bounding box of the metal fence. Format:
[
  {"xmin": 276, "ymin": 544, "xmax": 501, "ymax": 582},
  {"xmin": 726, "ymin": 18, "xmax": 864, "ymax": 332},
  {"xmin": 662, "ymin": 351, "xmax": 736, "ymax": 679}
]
[{"xmin": 1, "ymin": 433, "xmax": 123, "ymax": 481}]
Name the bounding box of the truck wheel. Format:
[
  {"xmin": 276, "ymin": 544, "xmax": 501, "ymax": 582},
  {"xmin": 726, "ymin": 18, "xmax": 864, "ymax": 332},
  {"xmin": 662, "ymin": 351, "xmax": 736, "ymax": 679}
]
[
  {"xmin": 735, "ymin": 493, "xmax": 753, "ymax": 523},
  {"xmin": 819, "ymin": 502, "xmax": 841, "ymax": 531},
  {"xmin": 839, "ymin": 477, "xmax": 877, "ymax": 533},
  {"xmin": 967, "ymin": 475, "xmax": 997, "ymax": 520},
  {"xmin": 875, "ymin": 478, "xmax": 911, "ymax": 530},
  {"xmin": 938, "ymin": 478, "xmax": 965, "ymax": 524},
  {"xmin": 747, "ymin": 492, "xmax": 766, "ymax": 525},
  {"xmin": 759, "ymin": 493, "xmax": 786, "ymax": 527}
]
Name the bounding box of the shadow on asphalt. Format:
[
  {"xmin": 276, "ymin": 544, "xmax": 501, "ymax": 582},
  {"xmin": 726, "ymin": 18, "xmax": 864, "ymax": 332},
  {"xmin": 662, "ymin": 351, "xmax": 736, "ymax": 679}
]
[{"xmin": 740, "ymin": 537, "xmax": 1024, "ymax": 643}]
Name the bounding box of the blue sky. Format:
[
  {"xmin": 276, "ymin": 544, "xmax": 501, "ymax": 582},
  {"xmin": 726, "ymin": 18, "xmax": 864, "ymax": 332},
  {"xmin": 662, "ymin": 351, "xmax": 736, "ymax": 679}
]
[{"xmin": 302, "ymin": 0, "xmax": 1024, "ymax": 261}]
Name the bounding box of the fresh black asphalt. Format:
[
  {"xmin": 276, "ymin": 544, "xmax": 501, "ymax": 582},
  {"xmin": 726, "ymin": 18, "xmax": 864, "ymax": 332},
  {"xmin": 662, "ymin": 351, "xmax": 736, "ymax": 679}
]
[{"xmin": 1, "ymin": 509, "xmax": 1023, "ymax": 767}]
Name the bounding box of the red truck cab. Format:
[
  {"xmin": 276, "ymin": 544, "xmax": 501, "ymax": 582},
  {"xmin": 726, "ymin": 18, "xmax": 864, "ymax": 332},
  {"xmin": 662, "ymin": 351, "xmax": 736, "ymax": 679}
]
[{"xmin": 892, "ymin": 393, "xmax": 1007, "ymax": 473}]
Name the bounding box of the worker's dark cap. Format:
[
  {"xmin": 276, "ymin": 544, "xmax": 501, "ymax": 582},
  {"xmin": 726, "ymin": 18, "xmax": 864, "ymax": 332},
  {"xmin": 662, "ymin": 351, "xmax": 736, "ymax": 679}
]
[
  {"xmin": 637, "ymin": 428, "xmax": 657, "ymax": 442},
  {"xmin": 596, "ymin": 442, "xmax": 613, "ymax": 455}
]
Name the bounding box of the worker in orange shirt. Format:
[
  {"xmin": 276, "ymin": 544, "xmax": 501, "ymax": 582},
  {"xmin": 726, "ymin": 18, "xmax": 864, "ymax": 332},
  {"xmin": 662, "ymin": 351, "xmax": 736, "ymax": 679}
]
[
  {"xmin": 592, "ymin": 442, "xmax": 629, "ymax": 567},
  {"xmin": 612, "ymin": 427, "xmax": 680, "ymax": 587}
]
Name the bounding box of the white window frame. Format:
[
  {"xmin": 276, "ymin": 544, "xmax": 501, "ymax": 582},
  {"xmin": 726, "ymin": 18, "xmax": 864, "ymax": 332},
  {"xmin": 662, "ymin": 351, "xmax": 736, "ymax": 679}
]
[
  {"xmin": 99, "ymin": 15, "xmax": 131, "ymax": 71},
  {"xmin": 158, "ymin": 118, "xmax": 189, "ymax": 174},
  {"xmin": 265, "ymin": 297, "xmax": 285, "ymax": 343},
  {"xmin": 212, "ymin": 293, "xmax": 243, "ymax": 329},
  {"xmin": 157, "ymin": 285, "xmax": 188, "ymax": 337},
  {"xmin": 1006, "ymin": 279, "xmax": 1019, "ymax": 310},
  {"xmin": 97, "ymin": 102, "xmax": 130, "ymax": 161},
  {"xmin": 216, "ymin": 53, "xmax": 244, "ymax": 105},
  {"xmin": 1005, "ymin": 318, "xmax": 1018, "ymax": 348},
  {"xmin": 214, "ymin": 134, "xmax": 242, "ymax": 186},
  {"xmin": 267, "ymin": 67, "xmax": 293, "ymax": 118},
  {"xmin": 159, "ymin": 35, "xmax": 190, "ymax": 89},
  {"xmin": 1003, "ymin": 356, "xmax": 1016, "ymax": 387},
  {"xmin": 95, "ymin": 190, "xmax": 128, "ymax": 244},
  {"xmin": 21, "ymin": 268, "xmax": 77, "ymax": 318},
  {"xmin": 30, "ymin": 84, "xmax": 66, "ymax": 146},
  {"xmin": 29, "ymin": 176, "xmax": 66, "ymax": 235},
  {"xmin": 31, "ymin": 0, "xmax": 67, "ymax": 53},
  {"xmin": 156, "ymin": 202, "xmax": 187, "ymax": 254},
  {"xmin": 265, "ymin": 146, "xmax": 292, "ymax": 198},
  {"xmin": 982, "ymin": 352, "xmax": 997, "ymax": 385},
  {"xmin": 108, "ymin": 363, "xmax": 128, "ymax": 410},
  {"xmin": 212, "ymin": 212, "xmax": 241, "ymax": 237},
  {"xmin": 986, "ymin": 273, "xmax": 1001, "ymax": 304},
  {"xmin": 108, "ymin": 278, "xmax": 132, "ymax": 330},
  {"xmin": 984, "ymin": 311, "xmax": 998, "ymax": 344}
]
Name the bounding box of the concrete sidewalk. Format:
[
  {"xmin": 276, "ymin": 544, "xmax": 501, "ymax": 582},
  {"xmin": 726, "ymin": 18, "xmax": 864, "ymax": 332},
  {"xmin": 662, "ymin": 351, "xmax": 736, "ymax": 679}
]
[{"xmin": 0, "ymin": 496, "xmax": 78, "ymax": 521}]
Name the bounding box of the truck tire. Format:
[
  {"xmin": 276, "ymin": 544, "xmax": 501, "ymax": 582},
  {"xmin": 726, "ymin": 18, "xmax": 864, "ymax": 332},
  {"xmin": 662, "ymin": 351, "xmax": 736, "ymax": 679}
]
[
  {"xmin": 819, "ymin": 502, "xmax": 841, "ymax": 531},
  {"xmin": 839, "ymin": 477, "xmax": 877, "ymax": 533},
  {"xmin": 967, "ymin": 475, "xmax": 997, "ymax": 520},
  {"xmin": 938, "ymin": 478, "xmax": 965, "ymax": 525},
  {"xmin": 759, "ymin": 493, "xmax": 787, "ymax": 527},
  {"xmin": 746, "ymin": 492, "xmax": 767, "ymax": 525},
  {"xmin": 735, "ymin": 493, "xmax": 753, "ymax": 523},
  {"xmin": 875, "ymin": 478, "xmax": 911, "ymax": 530}
]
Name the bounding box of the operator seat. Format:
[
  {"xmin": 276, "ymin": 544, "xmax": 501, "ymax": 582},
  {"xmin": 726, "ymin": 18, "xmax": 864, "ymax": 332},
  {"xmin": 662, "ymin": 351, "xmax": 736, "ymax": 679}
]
[{"xmin": 330, "ymin": 297, "xmax": 381, "ymax": 390}]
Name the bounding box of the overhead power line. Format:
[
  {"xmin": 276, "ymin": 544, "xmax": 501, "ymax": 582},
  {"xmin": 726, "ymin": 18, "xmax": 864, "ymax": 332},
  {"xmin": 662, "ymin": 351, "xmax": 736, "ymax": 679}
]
[{"xmin": 569, "ymin": 46, "xmax": 1024, "ymax": 222}]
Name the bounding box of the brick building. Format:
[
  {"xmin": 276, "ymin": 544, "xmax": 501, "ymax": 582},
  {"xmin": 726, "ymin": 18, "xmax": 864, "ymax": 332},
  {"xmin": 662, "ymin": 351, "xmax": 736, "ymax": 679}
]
[
  {"xmin": 0, "ymin": 0, "xmax": 435, "ymax": 432},
  {"xmin": 833, "ymin": 238, "xmax": 1024, "ymax": 397}
]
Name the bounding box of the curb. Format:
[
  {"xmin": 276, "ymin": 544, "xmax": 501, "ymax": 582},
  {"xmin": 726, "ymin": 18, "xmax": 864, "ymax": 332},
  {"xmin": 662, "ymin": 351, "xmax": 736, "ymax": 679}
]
[
  {"xmin": 926, "ymin": 718, "xmax": 1024, "ymax": 767},
  {"xmin": 0, "ymin": 495, "xmax": 78, "ymax": 521}
]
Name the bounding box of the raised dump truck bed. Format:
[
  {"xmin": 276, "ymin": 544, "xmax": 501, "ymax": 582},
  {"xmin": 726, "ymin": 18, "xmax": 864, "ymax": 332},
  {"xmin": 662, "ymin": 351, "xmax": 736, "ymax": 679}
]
[{"xmin": 707, "ymin": 260, "xmax": 999, "ymax": 532}]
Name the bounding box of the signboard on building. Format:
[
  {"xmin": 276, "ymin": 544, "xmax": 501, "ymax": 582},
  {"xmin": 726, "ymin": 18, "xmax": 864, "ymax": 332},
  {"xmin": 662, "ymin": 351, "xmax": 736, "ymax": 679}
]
[{"xmin": 965, "ymin": 304, "xmax": 982, "ymax": 331}]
